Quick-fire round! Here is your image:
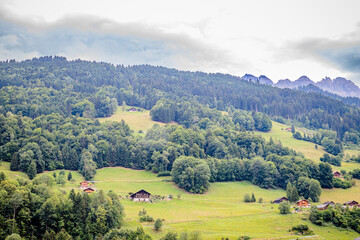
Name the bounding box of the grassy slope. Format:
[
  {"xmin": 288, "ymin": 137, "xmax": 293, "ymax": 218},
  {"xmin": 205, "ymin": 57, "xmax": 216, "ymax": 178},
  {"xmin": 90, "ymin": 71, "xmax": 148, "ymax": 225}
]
[
  {"xmin": 97, "ymin": 106, "xmax": 171, "ymax": 132},
  {"xmin": 1, "ymin": 161, "xmax": 359, "ymax": 239},
  {"xmin": 95, "ymin": 167, "xmax": 359, "ymax": 240},
  {"xmin": 255, "ymin": 121, "xmax": 360, "ymax": 172}
]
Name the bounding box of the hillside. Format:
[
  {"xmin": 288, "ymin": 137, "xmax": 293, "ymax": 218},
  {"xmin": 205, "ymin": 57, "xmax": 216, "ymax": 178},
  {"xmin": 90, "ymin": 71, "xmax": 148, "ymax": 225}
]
[{"xmin": 1, "ymin": 162, "xmax": 359, "ymax": 239}]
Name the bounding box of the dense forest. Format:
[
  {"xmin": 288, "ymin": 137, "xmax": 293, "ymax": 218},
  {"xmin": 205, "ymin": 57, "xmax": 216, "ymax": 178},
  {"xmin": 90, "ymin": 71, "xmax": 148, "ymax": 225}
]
[
  {"xmin": 0, "ymin": 56, "xmax": 358, "ymax": 194},
  {"xmin": 1, "ymin": 56, "xmax": 360, "ymax": 139}
]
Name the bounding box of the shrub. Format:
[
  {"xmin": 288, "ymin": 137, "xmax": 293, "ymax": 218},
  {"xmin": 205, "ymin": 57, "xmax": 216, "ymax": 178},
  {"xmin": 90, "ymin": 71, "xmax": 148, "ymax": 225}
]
[
  {"xmin": 154, "ymin": 218, "xmax": 162, "ymax": 231},
  {"xmin": 279, "ymin": 202, "xmax": 291, "ymax": 214},
  {"xmin": 157, "ymin": 171, "xmax": 171, "ymax": 177},
  {"xmin": 244, "ymin": 194, "xmax": 251, "ymax": 202}
]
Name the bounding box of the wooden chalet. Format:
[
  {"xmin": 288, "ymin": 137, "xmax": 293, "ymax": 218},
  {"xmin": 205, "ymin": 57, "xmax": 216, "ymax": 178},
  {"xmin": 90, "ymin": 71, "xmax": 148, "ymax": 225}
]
[
  {"xmin": 130, "ymin": 189, "xmax": 151, "ymax": 202},
  {"xmin": 83, "ymin": 188, "xmax": 95, "ymax": 193},
  {"xmin": 316, "ymin": 201, "xmax": 335, "ymax": 210},
  {"xmin": 284, "ymin": 127, "xmax": 292, "ymax": 132},
  {"xmin": 343, "ymin": 200, "xmax": 359, "ymax": 208},
  {"xmin": 128, "ymin": 107, "xmax": 137, "ymax": 112},
  {"xmin": 273, "ymin": 197, "xmax": 289, "ymax": 204},
  {"xmin": 296, "ymin": 199, "xmax": 310, "ymax": 208},
  {"xmin": 333, "ymin": 171, "xmax": 341, "ymax": 178},
  {"xmin": 80, "ymin": 181, "xmax": 89, "ymax": 189}
]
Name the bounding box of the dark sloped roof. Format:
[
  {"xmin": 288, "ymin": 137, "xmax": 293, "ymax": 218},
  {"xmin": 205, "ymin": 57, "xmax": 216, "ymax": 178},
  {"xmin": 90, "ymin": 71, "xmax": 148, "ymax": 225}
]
[
  {"xmin": 130, "ymin": 189, "xmax": 151, "ymax": 198},
  {"xmin": 274, "ymin": 197, "xmax": 288, "ymax": 202}
]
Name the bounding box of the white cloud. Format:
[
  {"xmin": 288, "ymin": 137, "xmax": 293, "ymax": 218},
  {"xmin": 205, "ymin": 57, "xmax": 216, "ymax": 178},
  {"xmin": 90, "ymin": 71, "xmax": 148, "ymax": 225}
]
[{"xmin": 1, "ymin": 0, "xmax": 360, "ymax": 83}]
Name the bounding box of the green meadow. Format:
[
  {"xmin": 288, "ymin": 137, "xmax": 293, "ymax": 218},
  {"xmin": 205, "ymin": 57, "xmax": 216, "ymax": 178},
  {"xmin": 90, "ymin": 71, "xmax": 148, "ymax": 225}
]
[
  {"xmin": 97, "ymin": 106, "xmax": 173, "ymax": 132},
  {"xmin": 255, "ymin": 121, "xmax": 360, "ymax": 172},
  {"xmin": 1, "ymin": 161, "xmax": 360, "ymax": 239},
  {"xmin": 94, "ymin": 167, "xmax": 360, "ymax": 240}
]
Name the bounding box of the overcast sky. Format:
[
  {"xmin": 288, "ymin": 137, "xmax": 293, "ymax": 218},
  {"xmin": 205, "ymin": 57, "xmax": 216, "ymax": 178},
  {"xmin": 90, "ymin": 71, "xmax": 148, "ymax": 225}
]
[{"xmin": 1, "ymin": 0, "xmax": 360, "ymax": 83}]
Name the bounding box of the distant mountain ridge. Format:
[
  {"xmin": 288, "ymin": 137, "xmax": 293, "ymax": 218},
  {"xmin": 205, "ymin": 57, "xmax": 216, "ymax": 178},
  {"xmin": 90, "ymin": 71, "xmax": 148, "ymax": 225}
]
[{"xmin": 241, "ymin": 74, "xmax": 360, "ymax": 98}]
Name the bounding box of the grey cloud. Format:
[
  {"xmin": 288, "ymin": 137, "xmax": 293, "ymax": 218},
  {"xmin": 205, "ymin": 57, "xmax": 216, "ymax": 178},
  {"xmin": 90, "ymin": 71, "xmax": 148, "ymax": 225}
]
[
  {"xmin": 0, "ymin": 3, "xmax": 246, "ymax": 73},
  {"xmin": 280, "ymin": 23, "xmax": 360, "ymax": 81}
]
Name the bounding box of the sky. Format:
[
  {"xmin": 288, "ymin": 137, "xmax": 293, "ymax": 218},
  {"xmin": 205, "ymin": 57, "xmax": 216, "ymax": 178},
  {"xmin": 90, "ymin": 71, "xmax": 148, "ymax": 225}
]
[{"xmin": 1, "ymin": 0, "xmax": 360, "ymax": 83}]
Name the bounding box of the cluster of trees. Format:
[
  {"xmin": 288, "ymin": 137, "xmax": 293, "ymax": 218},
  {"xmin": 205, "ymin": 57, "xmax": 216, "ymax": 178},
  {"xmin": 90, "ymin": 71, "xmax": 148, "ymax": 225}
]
[
  {"xmin": 150, "ymin": 99, "xmax": 272, "ymax": 132},
  {"xmin": 320, "ymin": 153, "xmax": 341, "ymax": 166},
  {"xmin": 309, "ymin": 206, "xmax": 360, "ymax": 233},
  {"xmin": 293, "ymin": 129, "xmax": 343, "ymax": 156},
  {"xmin": 170, "ymin": 153, "xmax": 334, "ymax": 194},
  {"xmin": 0, "ymin": 173, "xmax": 124, "ymax": 239},
  {"xmin": 0, "ymin": 113, "xmax": 132, "ymax": 179}
]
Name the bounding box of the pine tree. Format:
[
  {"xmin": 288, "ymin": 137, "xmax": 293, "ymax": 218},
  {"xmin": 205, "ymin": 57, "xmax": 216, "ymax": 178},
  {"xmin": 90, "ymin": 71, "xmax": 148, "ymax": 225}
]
[
  {"xmin": 286, "ymin": 182, "xmax": 292, "ymax": 200},
  {"xmin": 251, "ymin": 193, "xmax": 256, "ymax": 202},
  {"xmin": 291, "ymin": 186, "xmax": 299, "ymax": 202},
  {"xmin": 68, "ymin": 172, "xmax": 72, "ymax": 181},
  {"xmin": 27, "ymin": 161, "xmax": 37, "ymax": 180}
]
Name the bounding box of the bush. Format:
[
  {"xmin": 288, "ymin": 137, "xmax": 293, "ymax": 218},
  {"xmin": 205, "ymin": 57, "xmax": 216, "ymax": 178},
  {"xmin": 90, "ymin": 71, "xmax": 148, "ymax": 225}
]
[
  {"xmin": 291, "ymin": 224, "xmax": 312, "ymax": 235},
  {"xmin": 154, "ymin": 218, "xmax": 162, "ymax": 231},
  {"xmin": 244, "ymin": 194, "xmax": 251, "ymax": 202},
  {"xmin": 157, "ymin": 171, "xmax": 171, "ymax": 177},
  {"xmin": 333, "ymin": 178, "xmax": 352, "ymax": 189},
  {"xmin": 279, "ymin": 202, "xmax": 291, "ymax": 214}
]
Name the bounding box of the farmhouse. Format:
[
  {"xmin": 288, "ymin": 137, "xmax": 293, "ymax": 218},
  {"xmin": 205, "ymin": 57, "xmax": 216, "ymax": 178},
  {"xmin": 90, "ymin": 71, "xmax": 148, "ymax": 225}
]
[
  {"xmin": 343, "ymin": 200, "xmax": 359, "ymax": 208},
  {"xmin": 297, "ymin": 199, "xmax": 310, "ymax": 208},
  {"xmin": 130, "ymin": 189, "xmax": 151, "ymax": 202},
  {"xmin": 80, "ymin": 181, "xmax": 89, "ymax": 189},
  {"xmin": 316, "ymin": 201, "xmax": 335, "ymax": 210},
  {"xmin": 83, "ymin": 188, "xmax": 95, "ymax": 193},
  {"xmin": 333, "ymin": 171, "xmax": 341, "ymax": 178},
  {"xmin": 273, "ymin": 197, "xmax": 289, "ymax": 204},
  {"xmin": 128, "ymin": 107, "xmax": 137, "ymax": 112}
]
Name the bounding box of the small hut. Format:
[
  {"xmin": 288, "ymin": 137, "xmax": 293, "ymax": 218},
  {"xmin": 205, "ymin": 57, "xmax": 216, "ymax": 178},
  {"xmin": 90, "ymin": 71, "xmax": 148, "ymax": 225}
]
[
  {"xmin": 297, "ymin": 199, "xmax": 310, "ymax": 208},
  {"xmin": 128, "ymin": 107, "xmax": 137, "ymax": 112},
  {"xmin": 273, "ymin": 197, "xmax": 289, "ymax": 204},
  {"xmin": 333, "ymin": 171, "xmax": 341, "ymax": 178},
  {"xmin": 130, "ymin": 189, "xmax": 151, "ymax": 202}
]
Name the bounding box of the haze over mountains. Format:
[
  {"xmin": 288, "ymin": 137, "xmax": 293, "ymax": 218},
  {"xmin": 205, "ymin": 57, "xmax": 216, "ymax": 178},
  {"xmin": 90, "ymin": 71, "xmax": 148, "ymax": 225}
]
[{"xmin": 241, "ymin": 74, "xmax": 360, "ymax": 98}]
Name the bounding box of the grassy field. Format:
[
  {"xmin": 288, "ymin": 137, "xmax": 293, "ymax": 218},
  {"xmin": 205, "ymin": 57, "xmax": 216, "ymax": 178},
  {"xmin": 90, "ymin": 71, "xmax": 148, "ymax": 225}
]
[
  {"xmin": 97, "ymin": 106, "xmax": 172, "ymax": 132},
  {"xmin": 255, "ymin": 121, "xmax": 327, "ymax": 162},
  {"xmin": 94, "ymin": 167, "xmax": 360, "ymax": 240},
  {"xmin": 1, "ymin": 161, "xmax": 360, "ymax": 239},
  {"xmin": 255, "ymin": 121, "xmax": 360, "ymax": 171}
]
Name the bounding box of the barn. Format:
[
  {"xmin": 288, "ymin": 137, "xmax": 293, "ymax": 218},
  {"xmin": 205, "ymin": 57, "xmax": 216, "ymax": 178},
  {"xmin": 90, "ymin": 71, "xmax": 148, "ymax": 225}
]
[
  {"xmin": 316, "ymin": 201, "xmax": 335, "ymax": 210},
  {"xmin": 130, "ymin": 189, "xmax": 151, "ymax": 202}
]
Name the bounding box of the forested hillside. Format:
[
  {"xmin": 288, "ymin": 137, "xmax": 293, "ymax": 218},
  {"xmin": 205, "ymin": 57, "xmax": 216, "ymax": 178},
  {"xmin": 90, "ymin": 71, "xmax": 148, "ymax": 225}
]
[
  {"xmin": 1, "ymin": 57, "xmax": 360, "ymax": 138},
  {"xmin": 0, "ymin": 56, "xmax": 358, "ymax": 195}
]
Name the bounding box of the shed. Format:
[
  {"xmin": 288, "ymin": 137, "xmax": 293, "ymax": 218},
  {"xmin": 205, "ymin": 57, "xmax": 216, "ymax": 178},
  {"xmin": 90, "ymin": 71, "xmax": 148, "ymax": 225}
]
[
  {"xmin": 273, "ymin": 197, "xmax": 289, "ymax": 204},
  {"xmin": 130, "ymin": 189, "xmax": 151, "ymax": 202},
  {"xmin": 128, "ymin": 107, "xmax": 137, "ymax": 112}
]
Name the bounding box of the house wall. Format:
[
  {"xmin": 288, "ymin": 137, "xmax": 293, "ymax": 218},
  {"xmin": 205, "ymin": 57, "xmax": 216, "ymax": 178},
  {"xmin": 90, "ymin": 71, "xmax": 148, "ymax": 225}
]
[{"xmin": 133, "ymin": 197, "xmax": 150, "ymax": 202}]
